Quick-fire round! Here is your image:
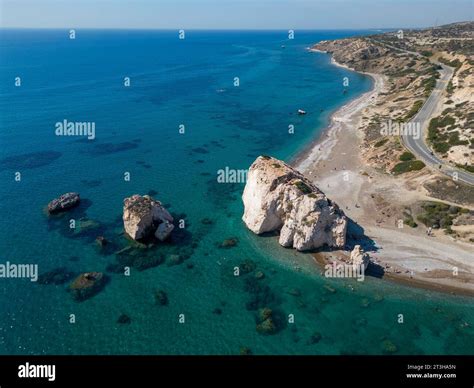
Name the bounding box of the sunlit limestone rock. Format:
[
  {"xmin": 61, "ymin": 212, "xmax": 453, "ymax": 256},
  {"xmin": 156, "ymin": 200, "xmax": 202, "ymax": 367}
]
[
  {"xmin": 47, "ymin": 192, "xmax": 80, "ymax": 214},
  {"xmin": 242, "ymin": 156, "xmax": 347, "ymax": 251},
  {"xmin": 350, "ymin": 245, "xmax": 370, "ymax": 271},
  {"xmin": 123, "ymin": 195, "xmax": 174, "ymax": 241}
]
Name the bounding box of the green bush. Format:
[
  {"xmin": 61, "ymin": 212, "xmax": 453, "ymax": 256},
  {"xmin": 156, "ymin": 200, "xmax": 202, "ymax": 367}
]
[
  {"xmin": 433, "ymin": 142, "xmax": 450, "ymax": 153},
  {"xmin": 374, "ymin": 138, "xmax": 389, "ymax": 147},
  {"xmin": 422, "ymin": 76, "xmax": 437, "ymax": 97},
  {"xmin": 415, "ymin": 201, "xmax": 466, "ymax": 232},
  {"xmin": 404, "ymin": 100, "xmax": 424, "ymax": 121},
  {"xmin": 392, "ymin": 160, "xmax": 426, "ymax": 174},
  {"xmin": 403, "ymin": 216, "xmax": 418, "ymax": 228},
  {"xmin": 399, "ymin": 151, "xmax": 415, "ymax": 161},
  {"xmin": 294, "ymin": 180, "xmax": 312, "ymax": 194},
  {"xmin": 456, "ymin": 164, "xmax": 474, "ymax": 173}
]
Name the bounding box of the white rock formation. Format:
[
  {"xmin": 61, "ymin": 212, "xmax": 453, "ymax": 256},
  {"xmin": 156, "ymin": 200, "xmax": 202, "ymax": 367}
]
[
  {"xmin": 123, "ymin": 195, "xmax": 174, "ymax": 241},
  {"xmin": 242, "ymin": 156, "xmax": 347, "ymax": 251},
  {"xmin": 350, "ymin": 245, "xmax": 370, "ymax": 271}
]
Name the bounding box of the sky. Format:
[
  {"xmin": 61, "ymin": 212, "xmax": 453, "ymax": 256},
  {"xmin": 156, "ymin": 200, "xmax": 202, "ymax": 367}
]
[{"xmin": 0, "ymin": 0, "xmax": 472, "ymax": 30}]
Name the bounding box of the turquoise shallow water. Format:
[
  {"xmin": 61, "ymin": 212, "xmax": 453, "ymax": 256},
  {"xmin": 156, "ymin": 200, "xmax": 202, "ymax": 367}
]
[{"xmin": 0, "ymin": 29, "xmax": 472, "ymax": 355}]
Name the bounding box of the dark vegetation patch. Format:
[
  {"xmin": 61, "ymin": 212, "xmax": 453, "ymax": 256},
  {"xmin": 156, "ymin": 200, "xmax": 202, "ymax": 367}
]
[
  {"xmin": 404, "ymin": 100, "xmax": 423, "ymax": 121},
  {"xmin": 392, "ymin": 160, "xmax": 425, "ymax": 174},
  {"xmin": 427, "ymin": 115, "xmax": 465, "ymax": 154},
  {"xmin": 294, "ymin": 180, "xmax": 312, "ymax": 194},
  {"xmin": 416, "ymin": 201, "xmax": 469, "ymax": 234},
  {"xmin": 399, "ymin": 151, "xmax": 415, "ymax": 161},
  {"xmin": 374, "ymin": 138, "xmax": 389, "ymax": 147}
]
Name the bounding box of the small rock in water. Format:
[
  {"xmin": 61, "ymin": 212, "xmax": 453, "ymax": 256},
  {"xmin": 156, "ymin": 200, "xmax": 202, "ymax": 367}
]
[
  {"xmin": 239, "ymin": 259, "xmax": 256, "ymax": 274},
  {"xmin": 382, "ymin": 339, "xmax": 398, "ymax": 354},
  {"xmin": 69, "ymin": 272, "xmax": 106, "ymax": 301},
  {"xmin": 374, "ymin": 294, "xmax": 384, "ymax": 302},
  {"xmin": 361, "ymin": 298, "xmax": 370, "ymax": 308},
  {"xmin": 307, "ymin": 331, "xmax": 322, "ymax": 345},
  {"xmin": 288, "ymin": 288, "xmax": 302, "ymax": 297},
  {"xmin": 256, "ymin": 307, "xmax": 278, "ymax": 335},
  {"xmin": 123, "ymin": 194, "xmax": 174, "ymax": 241},
  {"xmin": 167, "ymin": 254, "xmax": 183, "ymax": 266},
  {"xmin": 259, "ymin": 307, "xmax": 273, "ymax": 321},
  {"xmin": 47, "ymin": 192, "xmax": 80, "ymax": 214},
  {"xmin": 117, "ymin": 314, "xmax": 131, "ymax": 324},
  {"xmin": 154, "ymin": 290, "xmax": 169, "ymax": 306},
  {"xmin": 219, "ymin": 237, "xmax": 239, "ymax": 249},
  {"xmin": 240, "ymin": 347, "xmax": 252, "ymax": 355},
  {"xmin": 256, "ymin": 317, "xmax": 276, "ymax": 335},
  {"xmin": 96, "ymin": 236, "xmax": 108, "ymax": 247},
  {"xmin": 254, "ymin": 271, "xmax": 265, "ymax": 280},
  {"xmin": 213, "ymin": 308, "xmax": 223, "ymax": 315},
  {"xmin": 323, "ymin": 285, "xmax": 336, "ymax": 294}
]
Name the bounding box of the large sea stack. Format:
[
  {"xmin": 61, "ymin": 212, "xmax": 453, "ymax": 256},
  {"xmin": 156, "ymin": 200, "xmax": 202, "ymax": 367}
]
[{"xmin": 242, "ymin": 156, "xmax": 347, "ymax": 251}]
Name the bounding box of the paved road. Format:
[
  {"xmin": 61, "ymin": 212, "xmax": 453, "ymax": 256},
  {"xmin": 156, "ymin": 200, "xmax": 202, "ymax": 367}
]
[{"xmin": 370, "ymin": 39, "xmax": 474, "ymax": 186}]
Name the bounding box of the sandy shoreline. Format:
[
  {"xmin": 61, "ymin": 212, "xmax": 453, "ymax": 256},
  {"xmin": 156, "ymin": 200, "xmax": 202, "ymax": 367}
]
[
  {"xmin": 292, "ymin": 51, "xmax": 474, "ymax": 296},
  {"xmin": 292, "ymin": 57, "xmax": 381, "ymax": 170}
]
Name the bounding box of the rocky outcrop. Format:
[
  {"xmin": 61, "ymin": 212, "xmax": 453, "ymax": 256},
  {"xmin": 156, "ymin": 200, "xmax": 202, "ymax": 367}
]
[
  {"xmin": 256, "ymin": 307, "xmax": 278, "ymax": 335},
  {"xmin": 242, "ymin": 156, "xmax": 347, "ymax": 251},
  {"xmin": 69, "ymin": 272, "xmax": 105, "ymax": 301},
  {"xmin": 155, "ymin": 220, "xmax": 174, "ymax": 241},
  {"xmin": 47, "ymin": 192, "xmax": 80, "ymax": 213},
  {"xmin": 313, "ymin": 39, "xmax": 389, "ymax": 73},
  {"xmin": 123, "ymin": 195, "xmax": 174, "ymax": 241},
  {"xmin": 350, "ymin": 245, "xmax": 370, "ymax": 271}
]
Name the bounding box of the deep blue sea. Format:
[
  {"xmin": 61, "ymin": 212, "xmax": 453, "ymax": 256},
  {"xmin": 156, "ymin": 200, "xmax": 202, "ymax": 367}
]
[{"xmin": 0, "ymin": 29, "xmax": 472, "ymax": 355}]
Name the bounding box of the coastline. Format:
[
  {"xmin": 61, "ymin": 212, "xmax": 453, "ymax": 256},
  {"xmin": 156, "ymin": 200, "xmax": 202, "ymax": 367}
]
[
  {"xmin": 291, "ymin": 56, "xmax": 381, "ymax": 170},
  {"xmin": 292, "ymin": 50, "xmax": 474, "ymax": 296}
]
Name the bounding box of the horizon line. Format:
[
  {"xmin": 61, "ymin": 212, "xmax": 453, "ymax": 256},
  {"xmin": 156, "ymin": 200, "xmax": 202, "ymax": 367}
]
[
  {"xmin": 0, "ymin": 26, "xmax": 410, "ymax": 32},
  {"xmin": 2, "ymin": 20, "xmax": 470, "ymax": 31}
]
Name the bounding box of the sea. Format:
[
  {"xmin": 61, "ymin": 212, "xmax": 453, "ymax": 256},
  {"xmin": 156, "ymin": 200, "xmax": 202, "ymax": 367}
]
[{"xmin": 0, "ymin": 29, "xmax": 472, "ymax": 355}]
